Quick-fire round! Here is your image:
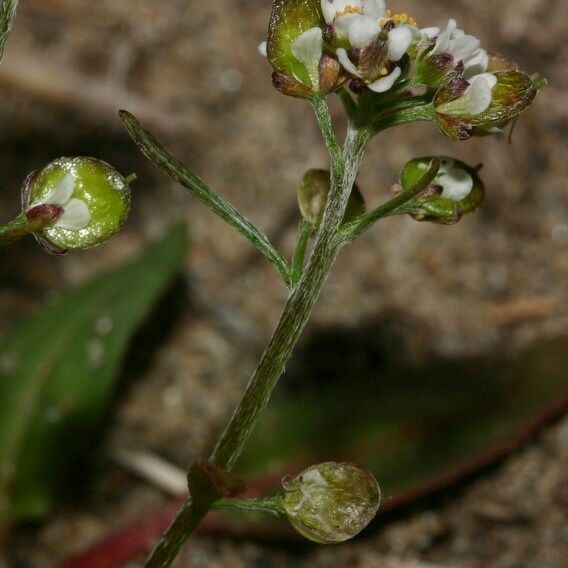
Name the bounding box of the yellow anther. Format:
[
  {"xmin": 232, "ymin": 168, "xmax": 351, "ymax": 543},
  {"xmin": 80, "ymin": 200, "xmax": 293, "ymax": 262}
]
[
  {"xmin": 380, "ymin": 10, "xmax": 418, "ymax": 28},
  {"xmin": 337, "ymin": 5, "xmax": 363, "ymax": 17}
]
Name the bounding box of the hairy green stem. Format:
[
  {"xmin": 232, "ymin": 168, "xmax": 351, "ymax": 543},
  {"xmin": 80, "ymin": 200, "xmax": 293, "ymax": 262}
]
[
  {"xmin": 144, "ymin": 97, "xmax": 369, "ymax": 568},
  {"xmin": 212, "ymin": 496, "xmax": 284, "ymax": 516},
  {"xmin": 291, "ymin": 220, "xmax": 311, "ymax": 286},
  {"xmin": 0, "ymin": 0, "xmax": 18, "ymax": 60},
  {"xmin": 340, "ymin": 191, "xmax": 415, "ymax": 242},
  {"xmin": 0, "ymin": 213, "xmax": 58, "ymax": 246},
  {"xmin": 0, "ymin": 215, "xmax": 31, "ymax": 246},
  {"xmin": 368, "ymin": 104, "xmax": 433, "ymax": 134}
]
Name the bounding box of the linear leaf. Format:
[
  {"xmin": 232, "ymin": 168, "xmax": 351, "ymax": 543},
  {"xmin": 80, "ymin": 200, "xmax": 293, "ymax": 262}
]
[
  {"xmin": 0, "ymin": 0, "xmax": 18, "ymax": 60},
  {"xmin": 119, "ymin": 110, "xmax": 291, "ymax": 286}
]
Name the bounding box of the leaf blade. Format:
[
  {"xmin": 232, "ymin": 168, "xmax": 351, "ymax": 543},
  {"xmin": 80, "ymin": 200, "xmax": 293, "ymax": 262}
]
[
  {"xmin": 0, "ymin": 225, "xmax": 188, "ymax": 526},
  {"xmin": 119, "ymin": 110, "xmax": 291, "ymax": 286}
]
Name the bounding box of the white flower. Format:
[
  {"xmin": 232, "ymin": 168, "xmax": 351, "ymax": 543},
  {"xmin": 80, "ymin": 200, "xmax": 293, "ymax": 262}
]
[
  {"xmin": 431, "ymin": 19, "xmax": 488, "ymax": 80},
  {"xmin": 435, "ymin": 158, "xmax": 473, "ymax": 201},
  {"xmin": 324, "ymin": 0, "xmax": 416, "ymax": 93},
  {"xmin": 323, "ymin": 0, "xmax": 414, "ymax": 54},
  {"xmin": 429, "ymin": 20, "xmax": 497, "ymax": 115},
  {"xmin": 437, "ymin": 72, "xmax": 498, "ymax": 116},
  {"xmin": 30, "ymin": 173, "xmax": 91, "ymax": 231}
]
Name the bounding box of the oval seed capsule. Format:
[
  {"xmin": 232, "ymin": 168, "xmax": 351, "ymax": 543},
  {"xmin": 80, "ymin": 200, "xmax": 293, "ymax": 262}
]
[
  {"xmin": 282, "ymin": 462, "xmax": 381, "ymax": 544},
  {"xmin": 23, "ymin": 157, "xmax": 131, "ymax": 253}
]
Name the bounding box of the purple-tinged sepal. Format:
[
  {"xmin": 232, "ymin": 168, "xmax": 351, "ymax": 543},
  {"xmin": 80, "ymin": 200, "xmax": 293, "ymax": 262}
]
[
  {"xmin": 401, "ymin": 157, "xmax": 485, "ymax": 225},
  {"xmin": 267, "ymin": 0, "xmax": 336, "ymax": 97},
  {"xmin": 433, "ymin": 71, "xmax": 540, "ymax": 141}
]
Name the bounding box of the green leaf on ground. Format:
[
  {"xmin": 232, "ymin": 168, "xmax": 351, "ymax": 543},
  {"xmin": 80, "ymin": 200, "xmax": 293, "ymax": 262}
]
[
  {"xmin": 0, "ymin": 225, "xmax": 188, "ymax": 528},
  {"xmin": 238, "ymin": 336, "xmax": 568, "ymax": 522}
]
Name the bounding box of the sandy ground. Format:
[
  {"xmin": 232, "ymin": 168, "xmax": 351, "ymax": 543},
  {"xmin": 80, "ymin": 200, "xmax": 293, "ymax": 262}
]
[{"xmin": 0, "ymin": 0, "xmax": 567, "ymax": 566}]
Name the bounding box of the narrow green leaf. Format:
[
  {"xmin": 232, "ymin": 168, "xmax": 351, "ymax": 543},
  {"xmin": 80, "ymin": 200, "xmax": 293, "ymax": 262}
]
[
  {"xmin": 0, "ymin": 0, "xmax": 18, "ymax": 60},
  {"xmin": 119, "ymin": 110, "xmax": 291, "ymax": 286},
  {"xmin": 0, "ymin": 225, "xmax": 188, "ymax": 527}
]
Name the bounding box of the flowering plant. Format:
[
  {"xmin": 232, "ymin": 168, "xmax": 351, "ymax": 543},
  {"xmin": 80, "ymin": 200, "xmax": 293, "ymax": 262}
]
[
  {"xmin": 123, "ymin": 2, "xmax": 543, "ymax": 566},
  {"xmin": 0, "ymin": 1, "xmax": 544, "ymax": 566}
]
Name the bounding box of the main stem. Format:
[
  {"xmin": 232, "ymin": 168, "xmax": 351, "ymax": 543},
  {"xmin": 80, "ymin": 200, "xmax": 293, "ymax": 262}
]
[{"xmin": 145, "ymin": 97, "xmax": 369, "ymax": 568}]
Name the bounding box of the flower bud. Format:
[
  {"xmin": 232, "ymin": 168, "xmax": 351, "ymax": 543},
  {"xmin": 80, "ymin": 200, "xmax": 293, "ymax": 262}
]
[
  {"xmin": 434, "ymin": 71, "xmax": 540, "ymax": 141},
  {"xmin": 401, "ymin": 157, "xmax": 485, "ymax": 225},
  {"xmin": 267, "ymin": 0, "xmax": 323, "ymax": 92},
  {"xmin": 22, "ymin": 157, "xmax": 131, "ymax": 253},
  {"xmin": 298, "ymin": 169, "xmax": 365, "ymax": 228},
  {"xmin": 282, "ymin": 462, "xmax": 381, "ymax": 544},
  {"xmin": 267, "ymin": 0, "xmax": 343, "ymax": 97},
  {"xmin": 414, "ymin": 52, "xmax": 456, "ymax": 88}
]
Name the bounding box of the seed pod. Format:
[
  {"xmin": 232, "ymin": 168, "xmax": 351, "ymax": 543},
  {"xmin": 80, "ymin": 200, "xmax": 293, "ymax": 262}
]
[
  {"xmin": 22, "ymin": 157, "xmax": 131, "ymax": 253},
  {"xmin": 282, "ymin": 462, "xmax": 381, "ymax": 544}
]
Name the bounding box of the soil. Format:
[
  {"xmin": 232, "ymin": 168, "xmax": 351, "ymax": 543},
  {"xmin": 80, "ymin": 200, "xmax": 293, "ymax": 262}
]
[{"xmin": 0, "ymin": 0, "xmax": 567, "ymax": 566}]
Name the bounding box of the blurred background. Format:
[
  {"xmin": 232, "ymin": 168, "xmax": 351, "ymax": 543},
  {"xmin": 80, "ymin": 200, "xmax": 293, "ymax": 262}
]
[{"xmin": 0, "ymin": 0, "xmax": 567, "ymax": 566}]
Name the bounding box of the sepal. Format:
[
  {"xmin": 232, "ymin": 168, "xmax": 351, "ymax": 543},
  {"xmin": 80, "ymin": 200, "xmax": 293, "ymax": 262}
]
[
  {"xmin": 434, "ymin": 72, "xmax": 539, "ymax": 140},
  {"xmin": 401, "ymin": 157, "xmax": 485, "ymax": 225},
  {"xmin": 267, "ymin": 0, "xmax": 326, "ymax": 96}
]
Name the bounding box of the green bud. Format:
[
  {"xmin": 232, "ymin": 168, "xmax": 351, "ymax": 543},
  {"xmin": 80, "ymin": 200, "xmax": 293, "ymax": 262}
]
[
  {"xmin": 434, "ymin": 72, "xmax": 540, "ymax": 141},
  {"xmin": 298, "ymin": 169, "xmax": 365, "ymax": 229},
  {"xmin": 22, "ymin": 157, "xmax": 131, "ymax": 254},
  {"xmin": 401, "ymin": 157, "xmax": 485, "ymax": 225},
  {"xmin": 267, "ymin": 0, "xmax": 332, "ymax": 97},
  {"xmin": 282, "ymin": 462, "xmax": 381, "ymax": 544},
  {"xmin": 415, "ymin": 52, "xmax": 456, "ymax": 88}
]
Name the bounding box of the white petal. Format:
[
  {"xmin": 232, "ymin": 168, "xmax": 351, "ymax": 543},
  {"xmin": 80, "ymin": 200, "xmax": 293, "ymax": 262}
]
[
  {"xmin": 433, "ymin": 18, "xmax": 457, "ymax": 54},
  {"xmin": 474, "ymin": 72, "xmax": 497, "ymax": 89},
  {"xmin": 437, "ymin": 159, "xmax": 474, "ymax": 201},
  {"xmin": 321, "ymin": 0, "xmax": 336, "ymax": 23},
  {"xmin": 387, "ymin": 25, "xmax": 414, "ymax": 61},
  {"xmin": 368, "ymin": 66, "xmax": 402, "ymax": 93},
  {"xmin": 464, "ymin": 73, "xmax": 496, "ymax": 114},
  {"xmin": 448, "ymin": 34, "xmax": 481, "ymax": 63},
  {"xmin": 362, "ymin": 0, "xmax": 385, "ymax": 19},
  {"xmin": 55, "ymin": 198, "xmax": 91, "ymax": 230},
  {"xmin": 258, "ymin": 41, "xmax": 267, "ymax": 57},
  {"xmin": 291, "ymin": 27, "xmax": 323, "ymax": 87},
  {"xmin": 333, "ymin": 13, "xmax": 356, "ymax": 39},
  {"xmin": 336, "ymin": 47, "xmax": 361, "ymax": 77},
  {"xmin": 48, "ymin": 173, "xmax": 75, "ymax": 205},
  {"xmin": 421, "ymin": 26, "xmax": 440, "ymax": 40},
  {"xmin": 339, "ymin": 14, "xmax": 380, "ymax": 49},
  {"xmin": 462, "ymin": 49, "xmax": 489, "ymax": 78},
  {"xmin": 321, "ymin": 0, "xmax": 362, "ymax": 23}
]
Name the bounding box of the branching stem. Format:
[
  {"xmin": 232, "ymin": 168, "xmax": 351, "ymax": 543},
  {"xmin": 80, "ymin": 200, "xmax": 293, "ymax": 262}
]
[{"xmin": 144, "ymin": 96, "xmax": 370, "ymax": 568}]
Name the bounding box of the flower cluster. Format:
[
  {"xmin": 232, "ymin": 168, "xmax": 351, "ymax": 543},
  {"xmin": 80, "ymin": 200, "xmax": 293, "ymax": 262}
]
[{"xmin": 265, "ymin": 0, "xmax": 543, "ymax": 140}]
